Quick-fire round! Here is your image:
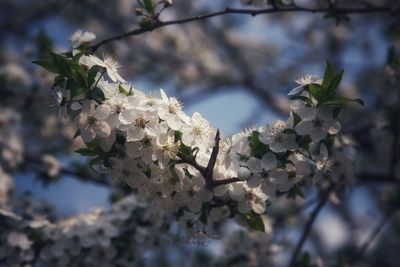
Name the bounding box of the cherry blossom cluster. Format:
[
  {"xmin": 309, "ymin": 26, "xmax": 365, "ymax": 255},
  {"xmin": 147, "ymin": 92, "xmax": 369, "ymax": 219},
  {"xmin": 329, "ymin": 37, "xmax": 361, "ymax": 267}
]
[
  {"xmin": 33, "ymin": 32, "xmax": 362, "ymax": 231},
  {"xmin": 0, "ymin": 108, "xmax": 24, "ymax": 170},
  {"xmin": 0, "ymin": 195, "xmax": 172, "ymax": 267}
]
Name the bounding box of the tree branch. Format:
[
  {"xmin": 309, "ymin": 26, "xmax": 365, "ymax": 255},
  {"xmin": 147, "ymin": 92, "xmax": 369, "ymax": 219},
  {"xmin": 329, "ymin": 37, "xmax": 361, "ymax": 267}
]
[
  {"xmin": 287, "ymin": 182, "xmax": 340, "ymax": 267},
  {"xmin": 349, "ymin": 211, "xmax": 394, "ymax": 264},
  {"xmin": 91, "ymin": 5, "xmax": 394, "ymax": 51},
  {"xmin": 213, "ymin": 177, "xmax": 241, "ymax": 187},
  {"xmin": 206, "ymin": 129, "xmax": 220, "ymax": 177}
]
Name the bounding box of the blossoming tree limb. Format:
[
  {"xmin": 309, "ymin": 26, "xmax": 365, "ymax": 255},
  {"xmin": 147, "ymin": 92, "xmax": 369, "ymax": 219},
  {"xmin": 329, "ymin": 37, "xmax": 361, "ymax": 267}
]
[{"xmin": 2, "ymin": 0, "xmax": 400, "ymax": 266}]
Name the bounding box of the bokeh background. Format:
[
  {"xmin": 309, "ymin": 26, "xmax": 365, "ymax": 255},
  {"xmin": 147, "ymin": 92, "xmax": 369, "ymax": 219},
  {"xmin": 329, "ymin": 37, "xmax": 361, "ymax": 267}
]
[{"xmin": 1, "ymin": 0, "xmax": 400, "ymax": 266}]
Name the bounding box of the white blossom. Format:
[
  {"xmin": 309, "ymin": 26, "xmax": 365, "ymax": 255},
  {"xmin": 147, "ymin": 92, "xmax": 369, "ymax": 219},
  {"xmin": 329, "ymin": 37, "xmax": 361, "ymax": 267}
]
[
  {"xmin": 80, "ymin": 55, "xmax": 126, "ymax": 83},
  {"xmin": 295, "ymin": 107, "xmax": 341, "ymax": 142},
  {"xmin": 181, "ymin": 112, "xmax": 215, "ymax": 151},
  {"xmin": 69, "ymin": 30, "xmax": 96, "ymax": 48},
  {"xmin": 77, "ymin": 102, "xmax": 111, "ymax": 142},
  {"xmin": 258, "ymin": 120, "xmax": 298, "ymax": 153}
]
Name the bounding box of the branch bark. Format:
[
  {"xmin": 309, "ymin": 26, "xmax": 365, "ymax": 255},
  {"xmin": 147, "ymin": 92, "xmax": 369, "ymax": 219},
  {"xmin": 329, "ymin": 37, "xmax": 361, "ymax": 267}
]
[
  {"xmin": 287, "ymin": 182, "xmax": 340, "ymax": 267},
  {"xmin": 91, "ymin": 5, "xmax": 394, "ymax": 51}
]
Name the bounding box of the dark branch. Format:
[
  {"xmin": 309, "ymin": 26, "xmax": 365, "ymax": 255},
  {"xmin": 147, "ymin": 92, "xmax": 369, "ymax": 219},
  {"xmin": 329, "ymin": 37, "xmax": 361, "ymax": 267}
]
[
  {"xmin": 213, "ymin": 177, "xmax": 241, "ymax": 187},
  {"xmin": 350, "ymin": 211, "xmax": 394, "ymax": 264},
  {"xmin": 91, "ymin": 5, "xmax": 394, "ymax": 51},
  {"xmin": 287, "ymin": 182, "xmax": 340, "ymax": 267},
  {"xmin": 206, "ymin": 129, "xmax": 220, "ymax": 177},
  {"xmin": 177, "ymin": 130, "xmax": 221, "ymax": 189}
]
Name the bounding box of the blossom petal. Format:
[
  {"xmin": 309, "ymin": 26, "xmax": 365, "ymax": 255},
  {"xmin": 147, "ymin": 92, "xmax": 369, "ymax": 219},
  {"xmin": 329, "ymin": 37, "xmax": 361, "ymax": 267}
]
[{"xmin": 295, "ymin": 120, "xmax": 313, "ymax": 136}]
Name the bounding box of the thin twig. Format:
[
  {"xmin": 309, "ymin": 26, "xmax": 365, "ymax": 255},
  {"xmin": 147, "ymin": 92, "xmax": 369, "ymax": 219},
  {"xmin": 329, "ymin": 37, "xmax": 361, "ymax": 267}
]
[
  {"xmin": 213, "ymin": 177, "xmax": 241, "ymax": 187},
  {"xmin": 91, "ymin": 5, "xmax": 393, "ymax": 51},
  {"xmin": 350, "ymin": 211, "xmax": 393, "ymax": 264},
  {"xmin": 206, "ymin": 129, "xmax": 220, "ymax": 177},
  {"xmin": 287, "ymin": 182, "xmax": 340, "ymax": 267}
]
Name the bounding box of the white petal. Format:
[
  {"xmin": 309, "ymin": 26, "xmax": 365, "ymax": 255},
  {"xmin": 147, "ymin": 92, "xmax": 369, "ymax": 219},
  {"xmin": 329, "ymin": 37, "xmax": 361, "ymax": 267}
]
[
  {"xmin": 324, "ymin": 119, "xmax": 341, "ymax": 135},
  {"xmin": 288, "ymin": 85, "xmax": 305, "ymax": 96},
  {"xmin": 127, "ymin": 127, "xmax": 145, "ymax": 142},
  {"xmin": 160, "ymin": 89, "xmax": 169, "ymax": 102},
  {"xmin": 95, "ymin": 121, "xmax": 111, "ymax": 137},
  {"xmin": 261, "ymin": 152, "xmax": 277, "ymax": 171},
  {"xmin": 295, "ymin": 120, "xmax": 313, "ymax": 135},
  {"xmin": 71, "ymin": 102, "xmax": 81, "ymax": 111},
  {"xmin": 252, "ymin": 201, "xmax": 266, "ymax": 214},
  {"xmin": 269, "ymin": 141, "xmax": 286, "ymax": 153},
  {"xmin": 310, "ymin": 128, "xmax": 326, "ymax": 142},
  {"xmin": 247, "ymin": 175, "xmax": 262, "ymax": 188},
  {"xmin": 119, "ymin": 110, "xmax": 135, "ymax": 125},
  {"xmin": 167, "ymin": 116, "xmax": 182, "ymax": 131},
  {"xmin": 94, "ymin": 105, "xmax": 111, "ymax": 120},
  {"xmin": 297, "ymin": 107, "xmax": 316, "ymax": 119}
]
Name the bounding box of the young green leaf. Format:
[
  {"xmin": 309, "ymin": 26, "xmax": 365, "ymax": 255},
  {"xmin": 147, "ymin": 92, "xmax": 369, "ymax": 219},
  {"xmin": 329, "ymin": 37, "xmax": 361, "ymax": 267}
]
[
  {"xmin": 32, "ymin": 60, "xmax": 58, "ymax": 73},
  {"xmin": 249, "ymin": 131, "xmax": 268, "ymax": 159},
  {"xmin": 241, "ymin": 212, "xmax": 265, "ymax": 232}
]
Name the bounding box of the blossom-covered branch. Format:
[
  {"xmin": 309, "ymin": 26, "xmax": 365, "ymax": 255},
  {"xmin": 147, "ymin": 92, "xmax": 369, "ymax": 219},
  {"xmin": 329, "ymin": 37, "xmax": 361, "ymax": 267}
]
[
  {"xmin": 90, "ymin": 3, "xmax": 395, "ymax": 51},
  {"xmin": 33, "ymin": 32, "xmax": 363, "ymax": 233}
]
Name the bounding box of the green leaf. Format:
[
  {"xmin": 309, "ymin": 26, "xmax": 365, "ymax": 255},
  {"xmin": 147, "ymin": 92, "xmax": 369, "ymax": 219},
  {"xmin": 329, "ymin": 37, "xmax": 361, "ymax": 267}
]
[
  {"xmin": 249, "ymin": 131, "xmax": 268, "ymax": 159},
  {"xmin": 168, "ymin": 164, "xmax": 181, "ymax": 184},
  {"xmin": 89, "ymin": 156, "xmax": 103, "ymax": 169},
  {"xmin": 339, "ymin": 97, "xmax": 364, "ymax": 106},
  {"xmin": 326, "ymin": 69, "xmax": 343, "ymax": 94},
  {"xmin": 88, "ymin": 65, "xmax": 105, "ymax": 88},
  {"xmin": 73, "ymin": 130, "xmax": 81, "ymax": 139},
  {"xmin": 307, "ymin": 83, "xmax": 326, "ymax": 103},
  {"xmin": 75, "ymin": 148, "xmax": 100, "ymax": 157},
  {"xmin": 143, "ymin": 0, "xmax": 154, "ymax": 14},
  {"xmin": 49, "ymin": 50, "xmax": 71, "ymax": 76},
  {"xmin": 32, "ymin": 60, "xmax": 58, "ymax": 73},
  {"xmin": 297, "ymin": 136, "xmax": 312, "ymax": 150},
  {"xmin": 118, "ymin": 84, "xmax": 133, "ymax": 96},
  {"xmin": 321, "ymin": 61, "xmax": 344, "ymax": 101},
  {"xmin": 69, "ymin": 61, "xmax": 88, "ymax": 87},
  {"xmin": 242, "ymin": 212, "xmax": 265, "ymax": 232},
  {"xmin": 87, "ymin": 87, "xmax": 105, "ymax": 103},
  {"xmin": 292, "ymin": 112, "xmax": 302, "ymax": 127},
  {"xmin": 325, "ymin": 97, "xmax": 364, "ymax": 107},
  {"xmin": 67, "ymin": 78, "xmax": 86, "ymax": 98},
  {"xmin": 174, "ymin": 130, "xmax": 195, "ymax": 157},
  {"xmin": 322, "ymin": 61, "xmax": 337, "ymax": 89},
  {"xmin": 200, "ymin": 209, "xmax": 208, "ymax": 225},
  {"xmin": 287, "ymin": 185, "xmax": 305, "ymax": 200}
]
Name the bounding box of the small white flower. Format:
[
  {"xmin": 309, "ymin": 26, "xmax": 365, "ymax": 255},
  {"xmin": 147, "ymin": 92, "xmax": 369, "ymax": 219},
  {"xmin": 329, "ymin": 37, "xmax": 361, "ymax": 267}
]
[
  {"xmin": 230, "ymin": 183, "xmax": 268, "ymax": 214},
  {"xmin": 181, "ymin": 112, "xmax": 215, "ymax": 151},
  {"xmin": 80, "ymin": 55, "xmax": 126, "ymax": 83},
  {"xmin": 125, "ymin": 135, "xmax": 156, "ymax": 164},
  {"xmin": 150, "ymin": 165, "xmax": 184, "ymax": 196},
  {"xmin": 295, "ymin": 107, "xmax": 341, "ymax": 142},
  {"xmin": 154, "ymin": 125, "xmax": 180, "ymax": 168},
  {"xmin": 245, "ymin": 153, "xmax": 278, "ymax": 188},
  {"xmin": 258, "ymin": 120, "xmax": 298, "ymax": 153},
  {"xmin": 69, "ymin": 30, "xmax": 96, "ymax": 48},
  {"xmin": 157, "ymin": 89, "xmax": 188, "ymax": 130},
  {"xmin": 77, "ymin": 102, "xmax": 111, "ymax": 142},
  {"xmin": 288, "ymin": 74, "xmax": 322, "ymax": 96},
  {"xmin": 174, "ymin": 176, "xmax": 212, "ymax": 213},
  {"xmin": 313, "ymin": 143, "xmax": 334, "ymax": 183},
  {"xmin": 119, "ymin": 109, "xmax": 158, "ymax": 142}
]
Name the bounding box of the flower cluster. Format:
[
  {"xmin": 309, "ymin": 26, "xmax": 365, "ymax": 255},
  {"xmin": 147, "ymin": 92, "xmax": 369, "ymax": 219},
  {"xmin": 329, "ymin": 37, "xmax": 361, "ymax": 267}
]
[
  {"xmin": 33, "ymin": 35, "xmax": 362, "ymax": 232},
  {"xmin": 0, "ymin": 195, "xmax": 171, "ymax": 267}
]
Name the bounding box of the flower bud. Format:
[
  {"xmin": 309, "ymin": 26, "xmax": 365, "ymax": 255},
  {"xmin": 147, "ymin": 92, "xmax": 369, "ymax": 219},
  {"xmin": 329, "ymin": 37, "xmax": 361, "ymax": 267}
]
[
  {"xmin": 135, "ymin": 8, "xmax": 144, "ymax": 16},
  {"xmin": 164, "ymin": 0, "xmax": 173, "ymax": 7}
]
